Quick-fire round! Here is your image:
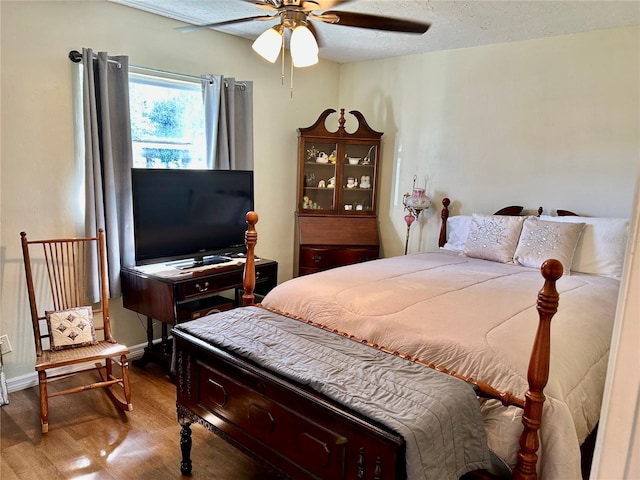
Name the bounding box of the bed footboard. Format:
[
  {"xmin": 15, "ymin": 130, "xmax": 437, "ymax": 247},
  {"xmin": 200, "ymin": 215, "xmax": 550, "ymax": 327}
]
[{"xmin": 174, "ymin": 330, "xmax": 405, "ymax": 479}]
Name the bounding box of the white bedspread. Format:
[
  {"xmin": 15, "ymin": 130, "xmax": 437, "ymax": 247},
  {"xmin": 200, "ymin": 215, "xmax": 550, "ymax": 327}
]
[{"xmin": 262, "ymin": 251, "xmax": 620, "ymax": 480}]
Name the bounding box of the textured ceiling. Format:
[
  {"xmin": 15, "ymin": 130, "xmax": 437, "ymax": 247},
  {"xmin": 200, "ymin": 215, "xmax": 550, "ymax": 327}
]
[{"xmin": 111, "ymin": 0, "xmax": 640, "ymax": 64}]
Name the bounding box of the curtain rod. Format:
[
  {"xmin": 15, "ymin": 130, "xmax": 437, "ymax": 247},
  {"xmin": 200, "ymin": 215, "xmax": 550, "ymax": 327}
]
[
  {"xmin": 68, "ymin": 49, "xmax": 122, "ymax": 67},
  {"xmin": 68, "ymin": 50, "xmax": 246, "ymax": 89}
]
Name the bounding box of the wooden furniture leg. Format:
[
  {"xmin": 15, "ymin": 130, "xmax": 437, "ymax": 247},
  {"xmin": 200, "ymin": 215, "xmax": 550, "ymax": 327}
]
[
  {"xmin": 38, "ymin": 370, "xmax": 49, "ymax": 433},
  {"xmin": 133, "ymin": 317, "xmax": 174, "ymax": 378},
  {"xmin": 161, "ymin": 323, "xmax": 170, "ymax": 354},
  {"xmin": 180, "ymin": 421, "xmax": 193, "ymax": 475},
  {"xmin": 146, "ymin": 317, "xmax": 154, "ymax": 349}
]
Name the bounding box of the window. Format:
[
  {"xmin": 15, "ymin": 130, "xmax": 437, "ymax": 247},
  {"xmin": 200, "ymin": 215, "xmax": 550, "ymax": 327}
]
[{"xmin": 129, "ymin": 73, "xmax": 206, "ymax": 169}]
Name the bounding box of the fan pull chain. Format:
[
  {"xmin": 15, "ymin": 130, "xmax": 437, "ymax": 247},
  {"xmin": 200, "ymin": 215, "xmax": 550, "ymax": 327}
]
[
  {"xmin": 280, "ymin": 32, "xmax": 285, "ymax": 87},
  {"xmin": 290, "ymin": 60, "xmax": 294, "ymax": 98}
]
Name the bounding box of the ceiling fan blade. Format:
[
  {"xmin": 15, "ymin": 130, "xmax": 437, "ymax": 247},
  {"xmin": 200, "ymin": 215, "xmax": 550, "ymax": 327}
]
[
  {"xmin": 176, "ymin": 15, "xmax": 276, "ymax": 33},
  {"xmin": 241, "ymin": 0, "xmax": 280, "ymax": 11},
  {"xmin": 319, "ymin": 10, "xmax": 430, "ymax": 34},
  {"xmin": 306, "ymin": 21, "xmax": 323, "ymax": 48},
  {"xmin": 302, "ymin": 0, "xmax": 353, "ymax": 11}
]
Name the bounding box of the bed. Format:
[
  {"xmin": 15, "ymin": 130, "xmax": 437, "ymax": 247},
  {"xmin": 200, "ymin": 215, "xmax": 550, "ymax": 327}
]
[{"xmin": 172, "ymin": 203, "xmax": 627, "ymax": 480}]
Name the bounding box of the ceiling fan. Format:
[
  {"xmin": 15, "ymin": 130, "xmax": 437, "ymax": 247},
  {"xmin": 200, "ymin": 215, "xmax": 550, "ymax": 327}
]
[{"xmin": 177, "ymin": 0, "xmax": 431, "ymax": 67}]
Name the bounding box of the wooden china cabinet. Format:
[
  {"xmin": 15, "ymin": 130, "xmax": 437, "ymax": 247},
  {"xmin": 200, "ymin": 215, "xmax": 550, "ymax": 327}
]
[{"xmin": 295, "ymin": 108, "xmax": 383, "ymax": 276}]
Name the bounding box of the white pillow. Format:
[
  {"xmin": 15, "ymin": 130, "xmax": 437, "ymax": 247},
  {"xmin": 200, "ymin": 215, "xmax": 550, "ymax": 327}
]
[
  {"xmin": 442, "ymin": 215, "xmax": 472, "ymax": 252},
  {"xmin": 514, "ymin": 217, "xmax": 585, "ymax": 274},
  {"xmin": 540, "ymin": 215, "xmax": 629, "ymax": 277},
  {"xmin": 463, "ymin": 214, "xmax": 525, "ymax": 263}
]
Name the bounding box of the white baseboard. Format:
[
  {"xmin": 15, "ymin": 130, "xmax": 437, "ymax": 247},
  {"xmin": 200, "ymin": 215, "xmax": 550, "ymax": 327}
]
[{"xmin": 4, "ymin": 341, "xmax": 148, "ymax": 394}]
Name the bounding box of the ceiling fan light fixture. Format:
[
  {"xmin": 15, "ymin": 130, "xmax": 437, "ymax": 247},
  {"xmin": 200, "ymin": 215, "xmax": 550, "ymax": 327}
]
[
  {"xmin": 290, "ymin": 24, "xmax": 319, "ymax": 68},
  {"xmin": 252, "ymin": 25, "xmax": 283, "ymax": 63}
]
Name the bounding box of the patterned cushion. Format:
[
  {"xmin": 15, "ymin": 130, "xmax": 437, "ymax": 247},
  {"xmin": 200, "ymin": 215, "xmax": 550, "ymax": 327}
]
[
  {"xmin": 46, "ymin": 306, "xmax": 97, "ymax": 351},
  {"xmin": 514, "ymin": 217, "xmax": 585, "ymax": 274},
  {"xmin": 463, "ymin": 214, "xmax": 525, "ymax": 263}
]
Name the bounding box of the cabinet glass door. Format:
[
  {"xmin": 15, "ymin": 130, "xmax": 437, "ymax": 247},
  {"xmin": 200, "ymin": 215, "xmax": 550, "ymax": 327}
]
[
  {"xmin": 341, "ymin": 143, "xmax": 377, "ymax": 213},
  {"xmin": 300, "ymin": 141, "xmax": 338, "ymax": 212}
]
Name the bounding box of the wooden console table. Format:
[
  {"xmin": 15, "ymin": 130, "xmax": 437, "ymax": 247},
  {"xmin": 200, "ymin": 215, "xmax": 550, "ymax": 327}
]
[{"xmin": 121, "ymin": 258, "xmax": 278, "ymax": 376}]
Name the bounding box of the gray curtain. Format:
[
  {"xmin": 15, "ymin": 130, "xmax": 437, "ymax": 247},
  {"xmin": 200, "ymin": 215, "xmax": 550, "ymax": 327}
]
[
  {"xmin": 202, "ymin": 76, "xmax": 254, "ymax": 170},
  {"xmin": 82, "ymin": 48, "xmax": 134, "ymax": 298},
  {"xmin": 201, "ymin": 74, "xmax": 223, "ymax": 169}
]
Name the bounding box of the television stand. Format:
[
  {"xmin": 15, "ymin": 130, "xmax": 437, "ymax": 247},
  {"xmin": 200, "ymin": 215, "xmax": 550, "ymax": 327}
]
[{"xmin": 121, "ymin": 258, "xmax": 278, "ymax": 378}]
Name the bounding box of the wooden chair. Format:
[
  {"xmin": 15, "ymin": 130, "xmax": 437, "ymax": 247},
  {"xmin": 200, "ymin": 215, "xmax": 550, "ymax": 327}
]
[{"xmin": 20, "ymin": 228, "xmax": 132, "ymax": 433}]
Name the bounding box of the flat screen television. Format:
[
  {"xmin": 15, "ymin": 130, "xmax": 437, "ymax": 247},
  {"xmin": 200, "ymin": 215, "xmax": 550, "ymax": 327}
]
[{"xmin": 131, "ymin": 168, "xmax": 254, "ymax": 267}]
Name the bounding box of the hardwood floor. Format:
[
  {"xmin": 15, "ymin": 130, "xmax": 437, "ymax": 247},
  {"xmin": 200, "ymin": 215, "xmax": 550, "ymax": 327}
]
[
  {"xmin": 1, "ymin": 363, "xmax": 597, "ymax": 480},
  {"xmin": 0, "ymin": 364, "xmax": 283, "ymax": 480}
]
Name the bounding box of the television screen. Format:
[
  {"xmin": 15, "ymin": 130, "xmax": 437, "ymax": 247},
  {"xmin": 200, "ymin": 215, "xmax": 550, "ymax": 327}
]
[{"xmin": 131, "ymin": 168, "xmax": 254, "ymax": 266}]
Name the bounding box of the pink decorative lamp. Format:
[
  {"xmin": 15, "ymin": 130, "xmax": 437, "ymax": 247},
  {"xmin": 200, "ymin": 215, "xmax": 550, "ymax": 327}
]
[{"xmin": 402, "ymin": 175, "xmax": 432, "ymax": 254}]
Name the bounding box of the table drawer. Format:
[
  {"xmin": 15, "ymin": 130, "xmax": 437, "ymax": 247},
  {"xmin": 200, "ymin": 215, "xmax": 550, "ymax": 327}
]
[
  {"xmin": 176, "ymin": 261, "xmax": 278, "ymax": 302},
  {"xmin": 254, "ymin": 262, "xmax": 278, "ymax": 293},
  {"xmin": 299, "ymin": 247, "xmax": 339, "ymax": 268},
  {"xmin": 177, "ymin": 271, "xmax": 242, "ymax": 301},
  {"xmin": 299, "ymin": 266, "xmax": 325, "ymax": 276},
  {"xmin": 299, "ymin": 246, "xmax": 380, "ymax": 273},
  {"xmin": 337, "ymin": 246, "xmax": 379, "ymax": 264}
]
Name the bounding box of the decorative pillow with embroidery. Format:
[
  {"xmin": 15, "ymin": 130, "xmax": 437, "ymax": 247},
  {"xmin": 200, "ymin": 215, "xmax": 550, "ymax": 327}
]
[
  {"xmin": 46, "ymin": 306, "xmax": 97, "ymax": 351},
  {"xmin": 463, "ymin": 214, "xmax": 525, "ymax": 263},
  {"xmin": 514, "ymin": 217, "xmax": 585, "ymax": 274}
]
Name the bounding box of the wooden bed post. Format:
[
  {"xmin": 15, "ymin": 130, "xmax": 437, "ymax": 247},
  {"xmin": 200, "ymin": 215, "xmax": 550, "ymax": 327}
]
[
  {"xmin": 513, "ymin": 259, "xmax": 563, "ymax": 480},
  {"xmin": 438, "ymin": 197, "xmax": 450, "ymax": 248},
  {"xmin": 242, "ymin": 211, "xmax": 259, "ymax": 306}
]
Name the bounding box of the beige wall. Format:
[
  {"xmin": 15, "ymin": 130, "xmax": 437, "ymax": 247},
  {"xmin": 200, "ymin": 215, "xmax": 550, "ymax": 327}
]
[
  {"xmin": 0, "ymin": 0, "xmax": 340, "ymax": 380},
  {"xmin": 338, "ymin": 26, "xmax": 639, "ymax": 256}
]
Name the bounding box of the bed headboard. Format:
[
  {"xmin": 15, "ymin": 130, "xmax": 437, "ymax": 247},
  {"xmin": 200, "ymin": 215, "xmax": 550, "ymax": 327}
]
[{"xmin": 557, "ymin": 209, "xmax": 579, "ymax": 216}]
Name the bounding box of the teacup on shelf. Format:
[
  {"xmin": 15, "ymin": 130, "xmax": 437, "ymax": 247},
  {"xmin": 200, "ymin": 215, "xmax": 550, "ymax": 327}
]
[
  {"xmin": 316, "ymin": 152, "xmax": 329, "ymax": 163},
  {"xmin": 348, "ymin": 157, "xmax": 361, "ymax": 165}
]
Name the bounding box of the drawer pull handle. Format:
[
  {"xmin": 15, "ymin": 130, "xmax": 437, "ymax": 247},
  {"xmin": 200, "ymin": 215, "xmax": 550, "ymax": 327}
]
[
  {"xmin": 195, "ymin": 282, "xmax": 209, "ymax": 292},
  {"xmin": 206, "ymin": 378, "xmax": 228, "ymax": 406},
  {"xmin": 312, "ymin": 255, "xmax": 323, "ymax": 262}
]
